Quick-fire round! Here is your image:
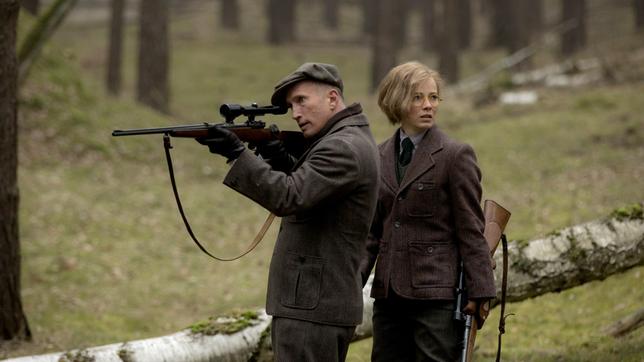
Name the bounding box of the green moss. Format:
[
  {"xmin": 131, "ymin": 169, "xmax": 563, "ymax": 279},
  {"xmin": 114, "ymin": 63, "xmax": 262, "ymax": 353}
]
[
  {"xmin": 116, "ymin": 343, "xmax": 133, "ymax": 362},
  {"xmin": 58, "ymin": 350, "xmax": 94, "ymax": 362},
  {"xmin": 609, "ymin": 203, "xmax": 644, "ymax": 221},
  {"xmin": 189, "ymin": 310, "xmax": 260, "ymax": 336}
]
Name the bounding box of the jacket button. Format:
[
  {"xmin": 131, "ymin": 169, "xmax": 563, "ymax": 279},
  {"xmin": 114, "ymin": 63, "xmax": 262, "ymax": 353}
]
[
  {"xmin": 397, "ymin": 195, "xmax": 404, "ymax": 201},
  {"xmin": 394, "ymin": 221, "xmax": 401, "ymax": 228},
  {"xmin": 427, "ymin": 246, "xmax": 433, "ymax": 253},
  {"xmin": 418, "ymin": 183, "xmax": 424, "ymax": 190}
]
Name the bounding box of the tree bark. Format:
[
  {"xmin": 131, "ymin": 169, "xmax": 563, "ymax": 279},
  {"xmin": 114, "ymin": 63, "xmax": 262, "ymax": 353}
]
[
  {"xmin": 106, "ymin": 0, "xmax": 124, "ymax": 96},
  {"xmin": 266, "ymin": 0, "xmax": 296, "ymax": 44},
  {"xmin": 0, "ymin": 0, "xmax": 31, "ymax": 342},
  {"xmin": 221, "ymin": 0, "xmax": 239, "ymax": 30},
  {"xmin": 635, "ymin": 0, "xmax": 644, "ymax": 31},
  {"xmin": 561, "ymin": 0, "xmax": 587, "ymax": 56},
  {"xmin": 456, "ymin": 0, "xmax": 471, "ymax": 49},
  {"xmin": 370, "ymin": 0, "xmax": 398, "ymax": 92},
  {"xmin": 362, "ymin": 0, "xmax": 375, "ymax": 35},
  {"xmin": 495, "ymin": 212, "xmax": 643, "ymax": 304},
  {"xmin": 323, "ymin": 0, "xmax": 339, "ymax": 30},
  {"xmin": 136, "ymin": 0, "xmax": 170, "ymax": 114},
  {"xmin": 18, "ymin": 0, "xmax": 37, "ymax": 15},
  {"xmin": 420, "ymin": 0, "xmax": 437, "ymax": 52},
  {"xmin": 438, "ymin": 0, "xmax": 460, "ymax": 83},
  {"xmin": 487, "ymin": 0, "xmax": 512, "ymax": 48}
]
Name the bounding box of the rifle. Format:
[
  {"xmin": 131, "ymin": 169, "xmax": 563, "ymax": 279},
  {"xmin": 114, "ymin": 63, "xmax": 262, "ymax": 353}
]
[
  {"xmin": 455, "ymin": 199, "xmax": 511, "ymax": 362},
  {"xmin": 112, "ymin": 103, "xmax": 307, "ymax": 155},
  {"xmin": 112, "ymin": 103, "xmax": 306, "ymax": 261}
]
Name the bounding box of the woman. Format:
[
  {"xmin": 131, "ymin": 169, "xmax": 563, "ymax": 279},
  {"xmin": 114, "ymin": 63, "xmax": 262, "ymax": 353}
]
[{"xmin": 360, "ymin": 61, "xmax": 496, "ymax": 361}]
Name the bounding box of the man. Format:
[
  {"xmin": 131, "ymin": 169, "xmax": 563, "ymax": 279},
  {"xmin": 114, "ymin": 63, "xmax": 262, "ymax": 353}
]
[{"xmin": 196, "ymin": 63, "xmax": 380, "ymax": 361}]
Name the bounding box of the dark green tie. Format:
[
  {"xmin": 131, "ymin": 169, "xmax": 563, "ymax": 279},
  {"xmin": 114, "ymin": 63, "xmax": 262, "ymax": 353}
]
[{"xmin": 399, "ymin": 137, "xmax": 414, "ymax": 166}]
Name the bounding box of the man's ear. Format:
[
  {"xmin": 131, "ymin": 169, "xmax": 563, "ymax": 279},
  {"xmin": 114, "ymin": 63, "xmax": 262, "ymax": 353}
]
[{"xmin": 327, "ymin": 88, "xmax": 339, "ymax": 110}]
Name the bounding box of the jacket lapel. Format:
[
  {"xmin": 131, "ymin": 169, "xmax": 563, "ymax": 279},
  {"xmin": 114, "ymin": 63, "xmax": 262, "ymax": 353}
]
[
  {"xmin": 380, "ymin": 136, "xmax": 398, "ymax": 194},
  {"xmin": 398, "ymin": 127, "xmax": 443, "ymax": 192}
]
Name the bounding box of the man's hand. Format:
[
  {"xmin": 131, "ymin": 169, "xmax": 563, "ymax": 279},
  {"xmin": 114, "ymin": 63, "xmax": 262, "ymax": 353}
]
[
  {"xmin": 196, "ymin": 127, "xmax": 245, "ymax": 162},
  {"xmin": 252, "ymin": 139, "xmax": 296, "ymax": 172},
  {"xmin": 463, "ymin": 299, "xmax": 491, "ymax": 329}
]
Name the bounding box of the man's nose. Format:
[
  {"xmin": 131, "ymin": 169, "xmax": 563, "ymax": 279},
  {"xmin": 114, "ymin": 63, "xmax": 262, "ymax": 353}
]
[{"xmin": 291, "ymin": 106, "xmax": 301, "ymax": 120}]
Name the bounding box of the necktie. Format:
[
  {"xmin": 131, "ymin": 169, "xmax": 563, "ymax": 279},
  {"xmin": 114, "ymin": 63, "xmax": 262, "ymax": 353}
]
[{"xmin": 399, "ymin": 138, "xmax": 414, "ymax": 167}]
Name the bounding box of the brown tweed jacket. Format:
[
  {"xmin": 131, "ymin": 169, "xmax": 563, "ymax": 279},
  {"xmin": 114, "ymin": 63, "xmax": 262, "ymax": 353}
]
[
  {"xmin": 224, "ymin": 104, "xmax": 380, "ymax": 326},
  {"xmin": 361, "ymin": 126, "xmax": 496, "ymax": 300}
]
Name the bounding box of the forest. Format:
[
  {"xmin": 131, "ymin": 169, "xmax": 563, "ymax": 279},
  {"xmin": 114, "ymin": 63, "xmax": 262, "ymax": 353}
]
[{"xmin": 1, "ymin": 0, "xmax": 643, "ymax": 361}]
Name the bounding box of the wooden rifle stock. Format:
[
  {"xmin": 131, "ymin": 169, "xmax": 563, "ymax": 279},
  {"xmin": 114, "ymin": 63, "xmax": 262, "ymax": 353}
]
[{"xmin": 462, "ymin": 200, "xmax": 511, "ymax": 362}]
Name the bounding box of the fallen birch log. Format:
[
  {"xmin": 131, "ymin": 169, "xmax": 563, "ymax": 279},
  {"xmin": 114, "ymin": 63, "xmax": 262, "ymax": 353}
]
[
  {"xmin": 496, "ymin": 206, "xmax": 644, "ymax": 304},
  {"xmin": 3, "ymin": 310, "xmax": 272, "ymax": 362}
]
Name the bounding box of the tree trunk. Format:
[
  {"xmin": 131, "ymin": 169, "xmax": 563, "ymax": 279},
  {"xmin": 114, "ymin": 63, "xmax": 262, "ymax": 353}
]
[
  {"xmin": 507, "ymin": 0, "xmax": 534, "ymax": 70},
  {"xmin": 487, "ymin": 0, "xmax": 512, "ymax": 48},
  {"xmin": 527, "ymin": 0, "xmax": 544, "ymax": 37},
  {"xmin": 456, "ymin": 0, "xmax": 471, "ymax": 49},
  {"xmin": 106, "ymin": 0, "xmax": 124, "ymax": 96},
  {"xmin": 221, "ymin": 0, "xmax": 239, "ymax": 30},
  {"xmin": 421, "ymin": 0, "xmax": 438, "ymax": 52},
  {"xmin": 370, "ymin": 0, "xmax": 398, "ymax": 92},
  {"xmin": 266, "ymin": 0, "xmax": 296, "ymax": 44},
  {"xmin": 137, "ymin": 0, "xmax": 170, "ymax": 114},
  {"xmin": 561, "ymin": 0, "xmax": 586, "ymax": 56},
  {"xmin": 362, "ymin": 0, "xmax": 375, "ymax": 35},
  {"xmin": 438, "ymin": 0, "xmax": 460, "ymax": 83},
  {"xmin": 635, "ymin": 0, "xmax": 644, "ymax": 31},
  {"xmin": 18, "ymin": 0, "xmax": 37, "ymax": 14},
  {"xmin": 0, "ymin": 0, "xmax": 31, "ymax": 342},
  {"xmin": 323, "ymin": 0, "xmax": 339, "ymax": 30}
]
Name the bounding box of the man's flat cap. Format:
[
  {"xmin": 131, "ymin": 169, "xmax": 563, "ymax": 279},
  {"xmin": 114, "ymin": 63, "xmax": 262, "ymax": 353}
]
[{"xmin": 271, "ymin": 62, "xmax": 344, "ymax": 106}]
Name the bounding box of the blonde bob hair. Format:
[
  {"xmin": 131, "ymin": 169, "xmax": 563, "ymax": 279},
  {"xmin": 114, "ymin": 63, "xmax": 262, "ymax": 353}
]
[{"xmin": 377, "ymin": 61, "xmax": 443, "ymax": 125}]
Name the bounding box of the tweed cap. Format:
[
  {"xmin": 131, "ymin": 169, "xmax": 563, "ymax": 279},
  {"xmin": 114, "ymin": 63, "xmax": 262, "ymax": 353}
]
[{"xmin": 271, "ymin": 62, "xmax": 344, "ymax": 106}]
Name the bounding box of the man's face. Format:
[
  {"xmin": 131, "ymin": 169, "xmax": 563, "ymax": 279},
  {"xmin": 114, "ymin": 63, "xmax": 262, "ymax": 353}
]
[
  {"xmin": 286, "ymin": 81, "xmax": 335, "ymax": 138},
  {"xmin": 401, "ymin": 77, "xmax": 440, "ymax": 136}
]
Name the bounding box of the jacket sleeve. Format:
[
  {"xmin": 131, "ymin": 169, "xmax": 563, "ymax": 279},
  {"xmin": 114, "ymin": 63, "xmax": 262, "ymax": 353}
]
[
  {"xmin": 359, "ymin": 200, "xmax": 383, "ymax": 286},
  {"xmin": 448, "ymin": 144, "xmax": 496, "ymax": 299},
  {"xmin": 223, "ymin": 136, "xmax": 361, "ymax": 217}
]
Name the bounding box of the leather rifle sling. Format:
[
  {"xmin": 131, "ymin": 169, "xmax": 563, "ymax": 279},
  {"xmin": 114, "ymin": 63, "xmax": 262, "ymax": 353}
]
[
  {"xmin": 163, "ymin": 135, "xmax": 275, "ymax": 261},
  {"xmin": 496, "ymin": 233, "xmax": 512, "ymax": 362}
]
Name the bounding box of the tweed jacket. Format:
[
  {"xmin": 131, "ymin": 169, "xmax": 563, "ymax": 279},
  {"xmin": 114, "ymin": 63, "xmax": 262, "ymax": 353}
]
[
  {"xmin": 360, "ymin": 126, "xmax": 496, "ymax": 301},
  {"xmin": 224, "ymin": 104, "xmax": 380, "ymax": 326}
]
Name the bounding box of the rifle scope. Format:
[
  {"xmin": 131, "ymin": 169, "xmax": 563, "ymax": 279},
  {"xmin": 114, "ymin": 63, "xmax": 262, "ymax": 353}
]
[{"xmin": 220, "ymin": 103, "xmax": 288, "ymax": 122}]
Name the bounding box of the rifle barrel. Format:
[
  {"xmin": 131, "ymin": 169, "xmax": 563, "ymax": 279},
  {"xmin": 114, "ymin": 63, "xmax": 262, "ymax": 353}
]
[{"xmin": 112, "ymin": 123, "xmax": 214, "ymax": 137}]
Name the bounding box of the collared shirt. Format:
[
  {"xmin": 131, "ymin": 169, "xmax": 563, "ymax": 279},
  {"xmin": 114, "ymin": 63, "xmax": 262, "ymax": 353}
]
[{"xmin": 398, "ymin": 129, "xmax": 425, "ymax": 158}]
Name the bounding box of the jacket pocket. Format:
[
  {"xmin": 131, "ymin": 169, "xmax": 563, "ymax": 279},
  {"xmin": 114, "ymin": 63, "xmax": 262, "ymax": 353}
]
[
  {"xmin": 280, "ymin": 252, "xmax": 325, "ymax": 309},
  {"xmin": 408, "ymin": 241, "xmax": 457, "ymax": 288},
  {"xmin": 406, "ymin": 181, "xmax": 436, "ymax": 217}
]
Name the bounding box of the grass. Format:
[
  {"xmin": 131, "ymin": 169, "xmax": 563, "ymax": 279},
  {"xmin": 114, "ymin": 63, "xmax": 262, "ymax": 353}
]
[{"xmin": 3, "ymin": 1, "xmax": 644, "ymax": 360}]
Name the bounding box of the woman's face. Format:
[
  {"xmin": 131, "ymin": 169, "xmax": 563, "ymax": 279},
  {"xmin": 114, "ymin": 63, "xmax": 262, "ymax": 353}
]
[{"xmin": 400, "ymin": 77, "xmax": 440, "ymax": 136}]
